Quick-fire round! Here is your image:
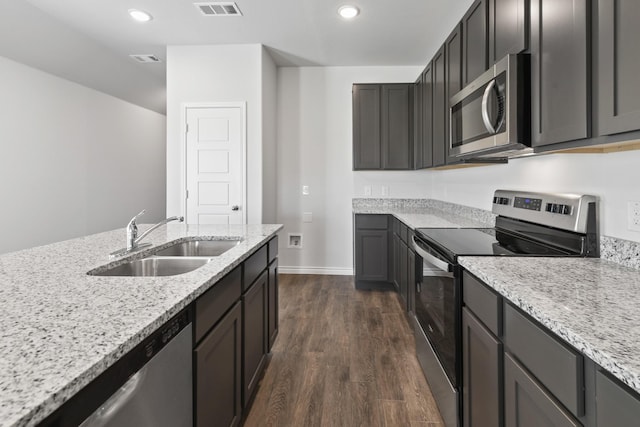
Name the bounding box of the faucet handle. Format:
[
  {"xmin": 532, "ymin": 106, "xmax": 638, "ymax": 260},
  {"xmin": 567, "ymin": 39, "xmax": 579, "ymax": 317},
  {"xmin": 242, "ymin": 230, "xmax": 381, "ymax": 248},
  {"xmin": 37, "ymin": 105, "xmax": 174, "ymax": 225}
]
[{"xmin": 130, "ymin": 209, "xmax": 146, "ymax": 224}]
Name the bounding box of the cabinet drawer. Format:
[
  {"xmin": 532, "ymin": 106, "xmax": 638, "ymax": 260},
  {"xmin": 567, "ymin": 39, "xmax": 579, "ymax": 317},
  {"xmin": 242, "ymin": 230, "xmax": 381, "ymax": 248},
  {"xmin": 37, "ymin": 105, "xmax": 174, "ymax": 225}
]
[
  {"xmin": 463, "ymin": 271, "xmax": 501, "ymax": 336},
  {"xmin": 400, "ymin": 222, "xmax": 409, "ymax": 243},
  {"xmin": 243, "ymin": 245, "xmax": 268, "ymax": 291},
  {"xmin": 504, "ymin": 303, "xmax": 584, "ymax": 416},
  {"xmin": 596, "ymin": 369, "xmax": 640, "ymax": 426},
  {"xmin": 268, "ymin": 236, "xmax": 278, "ymax": 263},
  {"xmin": 195, "ymin": 266, "xmax": 242, "ymax": 344},
  {"xmin": 355, "ymin": 214, "xmax": 388, "ymax": 230}
]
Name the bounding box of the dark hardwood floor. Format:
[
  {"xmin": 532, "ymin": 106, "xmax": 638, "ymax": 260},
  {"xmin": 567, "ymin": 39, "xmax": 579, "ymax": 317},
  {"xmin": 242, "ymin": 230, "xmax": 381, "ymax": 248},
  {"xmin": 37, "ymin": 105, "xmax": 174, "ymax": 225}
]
[{"xmin": 244, "ymin": 274, "xmax": 444, "ymax": 427}]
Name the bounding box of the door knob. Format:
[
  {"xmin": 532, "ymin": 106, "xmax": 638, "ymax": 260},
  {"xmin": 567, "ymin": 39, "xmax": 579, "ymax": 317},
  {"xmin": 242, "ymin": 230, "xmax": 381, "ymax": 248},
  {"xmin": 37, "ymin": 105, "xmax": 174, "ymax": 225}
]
[{"xmin": 231, "ymin": 205, "xmax": 240, "ymax": 211}]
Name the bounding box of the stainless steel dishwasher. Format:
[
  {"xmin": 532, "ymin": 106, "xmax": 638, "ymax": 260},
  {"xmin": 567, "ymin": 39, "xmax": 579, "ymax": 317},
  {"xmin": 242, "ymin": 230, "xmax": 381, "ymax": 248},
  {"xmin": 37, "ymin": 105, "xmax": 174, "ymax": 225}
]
[{"xmin": 79, "ymin": 312, "xmax": 193, "ymax": 427}]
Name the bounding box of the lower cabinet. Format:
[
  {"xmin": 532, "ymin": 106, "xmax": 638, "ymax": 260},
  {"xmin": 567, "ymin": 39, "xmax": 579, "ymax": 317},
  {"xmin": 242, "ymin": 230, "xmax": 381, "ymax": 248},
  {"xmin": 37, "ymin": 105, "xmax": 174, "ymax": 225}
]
[
  {"xmin": 195, "ymin": 302, "xmax": 242, "ymax": 427},
  {"xmin": 462, "ymin": 307, "xmax": 503, "ymax": 427},
  {"xmin": 595, "ymin": 369, "xmax": 640, "ymax": 426},
  {"xmin": 504, "ymin": 353, "xmax": 580, "ymax": 427},
  {"xmin": 354, "ymin": 214, "xmax": 391, "ymax": 289},
  {"xmin": 267, "ymin": 259, "xmax": 279, "ymax": 350},
  {"xmin": 242, "ymin": 270, "xmax": 268, "ymax": 409}
]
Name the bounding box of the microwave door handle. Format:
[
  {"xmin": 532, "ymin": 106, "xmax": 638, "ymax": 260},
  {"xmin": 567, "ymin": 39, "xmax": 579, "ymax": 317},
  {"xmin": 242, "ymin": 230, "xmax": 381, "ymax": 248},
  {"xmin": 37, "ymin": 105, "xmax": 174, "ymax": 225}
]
[
  {"xmin": 481, "ymin": 79, "xmax": 497, "ymax": 134},
  {"xmin": 411, "ymin": 236, "xmax": 452, "ymax": 273}
]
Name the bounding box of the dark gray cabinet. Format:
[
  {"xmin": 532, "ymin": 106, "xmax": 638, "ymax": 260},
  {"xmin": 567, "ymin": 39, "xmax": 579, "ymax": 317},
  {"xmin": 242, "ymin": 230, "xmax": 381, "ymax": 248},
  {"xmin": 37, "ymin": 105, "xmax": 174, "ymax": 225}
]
[
  {"xmin": 195, "ymin": 301, "xmax": 242, "ymax": 427},
  {"xmin": 530, "ymin": 0, "xmax": 590, "ymax": 147},
  {"xmin": 267, "ymin": 259, "xmax": 279, "ymax": 351},
  {"xmin": 489, "ymin": 0, "xmax": 528, "ymax": 63},
  {"xmin": 413, "ymin": 78, "xmax": 423, "ymax": 169},
  {"xmin": 242, "ymin": 270, "xmax": 268, "ymax": 409},
  {"xmin": 392, "ymin": 221, "xmax": 401, "ymax": 293},
  {"xmin": 596, "ymin": 369, "xmax": 640, "ymax": 426},
  {"xmin": 432, "ymin": 45, "xmax": 447, "ymax": 167},
  {"xmin": 353, "ymin": 84, "xmax": 413, "ymax": 170},
  {"xmin": 352, "ymin": 85, "xmax": 381, "ymax": 169},
  {"xmin": 462, "ymin": 307, "xmax": 503, "ymax": 427},
  {"xmin": 421, "ymin": 63, "xmax": 434, "ymax": 168},
  {"xmin": 445, "ymin": 24, "xmax": 463, "ymax": 164},
  {"xmin": 354, "ymin": 214, "xmax": 391, "ymax": 289},
  {"xmin": 463, "ymin": 0, "xmax": 489, "ymax": 86},
  {"xmin": 596, "ymin": 0, "xmax": 640, "ymax": 136},
  {"xmin": 399, "ymin": 239, "xmax": 408, "ymax": 308},
  {"xmin": 407, "ymin": 245, "xmax": 416, "ymax": 314},
  {"xmin": 504, "ymin": 353, "xmax": 581, "ymax": 427}
]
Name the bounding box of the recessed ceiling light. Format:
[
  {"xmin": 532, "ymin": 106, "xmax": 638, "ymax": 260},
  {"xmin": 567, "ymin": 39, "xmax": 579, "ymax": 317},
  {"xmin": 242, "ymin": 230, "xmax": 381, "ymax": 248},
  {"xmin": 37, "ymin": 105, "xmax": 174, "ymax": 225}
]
[
  {"xmin": 338, "ymin": 5, "xmax": 359, "ymax": 19},
  {"xmin": 128, "ymin": 9, "xmax": 153, "ymax": 22}
]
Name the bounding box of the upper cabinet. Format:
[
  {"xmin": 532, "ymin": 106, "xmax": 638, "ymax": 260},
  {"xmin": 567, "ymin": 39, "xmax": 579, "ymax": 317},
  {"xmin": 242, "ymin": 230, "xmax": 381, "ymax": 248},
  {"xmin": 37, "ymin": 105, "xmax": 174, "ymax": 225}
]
[
  {"xmin": 596, "ymin": 0, "xmax": 640, "ymax": 136},
  {"xmin": 530, "ymin": 0, "xmax": 590, "ymax": 147},
  {"xmin": 462, "ymin": 0, "xmax": 489, "ymax": 86},
  {"xmin": 353, "ymin": 85, "xmax": 381, "ymax": 169},
  {"xmin": 489, "ymin": 0, "xmax": 528, "ymax": 63},
  {"xmin": 445, "ymin": 24, "xmax": 463, "ymax": 164},
  {"xmin": 432, "ymin": 45, "xmax": 447, "ymax": 167},
  {"xmin": 352, "ymin": 83, "xmax": 413, "ymax": 170},
  {"xmin": 420, "ymin": 63, "xmax": 434, "ymax": 169}
]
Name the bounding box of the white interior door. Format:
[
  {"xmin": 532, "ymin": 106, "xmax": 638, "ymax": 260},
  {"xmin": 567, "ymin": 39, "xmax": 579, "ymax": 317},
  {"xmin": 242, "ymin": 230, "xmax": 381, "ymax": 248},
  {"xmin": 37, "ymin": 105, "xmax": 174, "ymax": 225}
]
[{"xmin": 186, "ymin": 106, "xmax": 245, "ymax": 225}]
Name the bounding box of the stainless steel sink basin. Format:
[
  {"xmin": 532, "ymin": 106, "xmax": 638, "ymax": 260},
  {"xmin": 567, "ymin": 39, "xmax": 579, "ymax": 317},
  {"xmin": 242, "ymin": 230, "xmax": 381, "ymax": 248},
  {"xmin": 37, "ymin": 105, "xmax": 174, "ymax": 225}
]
[
  {"xmin": 152, "ymin": 239, "xmax": 242, "ymax": 257},
  {"xmin": 90, "ymin": 257, "xmax": 212, "ymax": 277}
]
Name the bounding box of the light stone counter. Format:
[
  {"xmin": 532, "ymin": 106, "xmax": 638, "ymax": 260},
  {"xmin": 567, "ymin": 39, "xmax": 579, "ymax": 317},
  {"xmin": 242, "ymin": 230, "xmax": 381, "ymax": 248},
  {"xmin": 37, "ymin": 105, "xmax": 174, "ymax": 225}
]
[
  {"xmin": 0, "ymin": 223, "xmax": 282, "ymax": 427},
  {"xmin": 459, "ymin": 256, "xmax": 640, "ymax": 395}
]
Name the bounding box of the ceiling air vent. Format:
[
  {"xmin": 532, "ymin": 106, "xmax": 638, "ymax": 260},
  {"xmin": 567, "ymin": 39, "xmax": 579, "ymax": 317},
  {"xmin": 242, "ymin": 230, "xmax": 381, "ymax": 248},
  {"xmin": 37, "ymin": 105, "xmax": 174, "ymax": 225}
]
[
  {"xmin": 194, "ymin": 2, "xmax": 243, "ymax": 16},
  {"xmin": 129, "ymin": 54, "xmax": 162, "ymax": 63}
]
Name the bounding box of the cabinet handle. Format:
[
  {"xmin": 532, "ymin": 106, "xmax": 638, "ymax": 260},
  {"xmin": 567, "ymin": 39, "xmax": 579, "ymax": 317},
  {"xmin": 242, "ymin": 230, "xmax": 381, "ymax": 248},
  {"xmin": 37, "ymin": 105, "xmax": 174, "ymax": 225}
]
[{"xmin": 482, "ymin": 79, "xmax": 498, "ymax": 134}]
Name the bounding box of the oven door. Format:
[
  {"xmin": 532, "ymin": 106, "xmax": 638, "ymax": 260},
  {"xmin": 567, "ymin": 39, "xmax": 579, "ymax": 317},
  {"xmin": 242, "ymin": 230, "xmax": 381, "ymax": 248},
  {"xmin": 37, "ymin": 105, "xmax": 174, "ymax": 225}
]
[{"xmin": 412, "ymin": 236, "xmax": 457, "ymax": 384}]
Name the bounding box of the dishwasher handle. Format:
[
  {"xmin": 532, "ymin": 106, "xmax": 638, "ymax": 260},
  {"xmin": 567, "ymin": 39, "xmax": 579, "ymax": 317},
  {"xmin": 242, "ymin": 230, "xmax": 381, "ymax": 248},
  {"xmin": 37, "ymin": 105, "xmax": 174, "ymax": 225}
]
[{"xmin": 412, "ymin": 235, "xmax": 453, "ymax": 274}]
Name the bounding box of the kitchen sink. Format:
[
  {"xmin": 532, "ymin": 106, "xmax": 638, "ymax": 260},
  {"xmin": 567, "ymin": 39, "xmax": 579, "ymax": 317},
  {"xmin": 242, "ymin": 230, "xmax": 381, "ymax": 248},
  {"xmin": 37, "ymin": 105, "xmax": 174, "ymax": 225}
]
[
  {"xmin": 152, "ymin": 239, "xmax": 242, "ymax": 257},
  {"xmin": 90, "ymin": 257, "xmax": 212, "ymax": 277}
]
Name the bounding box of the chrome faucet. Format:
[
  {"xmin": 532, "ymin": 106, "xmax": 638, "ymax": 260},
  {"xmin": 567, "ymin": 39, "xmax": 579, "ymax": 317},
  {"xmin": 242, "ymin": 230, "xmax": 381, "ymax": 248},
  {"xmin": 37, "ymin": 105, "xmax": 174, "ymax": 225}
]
[{"xmin": 110, "ymin": 210, "xmax": 184, "ymax": 258}]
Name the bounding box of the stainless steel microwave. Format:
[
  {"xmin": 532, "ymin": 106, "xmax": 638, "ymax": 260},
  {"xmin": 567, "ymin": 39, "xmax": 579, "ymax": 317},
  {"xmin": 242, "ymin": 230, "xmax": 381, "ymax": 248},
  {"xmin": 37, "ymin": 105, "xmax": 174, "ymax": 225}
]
[{"xmin": 449, "ymin": 54, "xmax": 531, "ymax": 159}]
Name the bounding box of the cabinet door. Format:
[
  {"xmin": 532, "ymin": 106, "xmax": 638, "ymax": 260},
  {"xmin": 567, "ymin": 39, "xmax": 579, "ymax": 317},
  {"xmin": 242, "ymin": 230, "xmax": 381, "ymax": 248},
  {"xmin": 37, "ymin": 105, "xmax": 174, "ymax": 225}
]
[
  {"xmin": 597, "ymin": 0, "xmax": 640, "ymax": 135},
  {"xmin": 242, "ymin": 271, "xmax": 268, "ymax": 409},
  {"xmin": 446, "ymin": 24, "xmax": 463, "ymax": 164},
  {"xmin": 392, "ymin": 231, "xmax": 401, "ymax": 292},
  {"xmin": 463, "ymin": 0, "xmax": 489, "ymax": 85},
  {"xmin": 504, "ymin": 353, "xmax": 581, "ymax": 427},
  {"xmin": 421, "ymin": 63, "xmax": 434, "ymax": 168},
  {"xmin": 596, "ymin": 369, "xmax": 640, "ymax": 426},
  {"xmin": 381, "ymin": 84, "xmax": 412, "ymax": 169},
  {"xmin": 489, "ymin": 0, "xmax": 528, "ymax": 63},
  {"xmin": 462, "ymin": 308, "xmax": 503, "ymax": 427},
  {"xmin": 399, "ymin": 240, "xmax": 408, "ymax": 308},
  {"xmin": 195, "ymin": 302, "xmax": 242, "ymax": 427},
  {"xmin": 407, "ymin": 247, "xmax": 416, "ymax": 314},
  {"xmin": 267, "ymin": 259, "xmax": 279, "ymax": 351},
  {"xmin": 353, "ymin": 84, "xmax": 381, "ymax": 170},
  {"xmin": 432, "ymin": 45, "xmax": 447, "ymax": 167},
  {"xmin": 530, "ymin": 0, "xmax": 589, "ymax": 146},
  {"xmin": 413, "ymin": 78, "xmax": 423, "ymax": 169},
  {"xmin": 355, "ymin": 230, "xmax": 389, "ymax": 281}
]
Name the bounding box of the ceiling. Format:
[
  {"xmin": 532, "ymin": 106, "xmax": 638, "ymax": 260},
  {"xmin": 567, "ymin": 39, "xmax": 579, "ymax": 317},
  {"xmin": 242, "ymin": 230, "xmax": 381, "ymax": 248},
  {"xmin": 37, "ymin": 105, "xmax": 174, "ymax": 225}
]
[{"xmin": 1, "ymin": 0, "xmax": 474, "ymax": 114}]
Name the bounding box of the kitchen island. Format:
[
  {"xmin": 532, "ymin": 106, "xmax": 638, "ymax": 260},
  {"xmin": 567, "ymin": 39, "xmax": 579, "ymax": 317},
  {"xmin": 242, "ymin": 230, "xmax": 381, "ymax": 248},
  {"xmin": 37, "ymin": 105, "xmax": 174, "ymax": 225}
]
[{"xmin": 0, "ymin": 223, "xmax": 282, "ymax": 427}]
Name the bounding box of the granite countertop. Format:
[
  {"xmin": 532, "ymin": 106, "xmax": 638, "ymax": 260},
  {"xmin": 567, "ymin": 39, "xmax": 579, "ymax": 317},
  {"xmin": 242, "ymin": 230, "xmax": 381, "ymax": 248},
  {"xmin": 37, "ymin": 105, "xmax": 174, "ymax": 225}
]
[
  {"xmin": 459, "ymin": 256, "xmax": 640, "ymax": 394},
  {"xmin": 0, "ymin": 223, "xmax": 282, "ymax": 427},
  {"xmin": 352, "ymin": 205, "xmax": 493, "ymax": 229}
]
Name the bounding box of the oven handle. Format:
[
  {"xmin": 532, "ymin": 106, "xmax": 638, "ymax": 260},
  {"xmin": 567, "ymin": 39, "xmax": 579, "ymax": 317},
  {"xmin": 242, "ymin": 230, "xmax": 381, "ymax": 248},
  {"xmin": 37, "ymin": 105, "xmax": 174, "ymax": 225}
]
[{"xmin": 411, "ymin": 236, "xmax": 453, "ymax": 273}]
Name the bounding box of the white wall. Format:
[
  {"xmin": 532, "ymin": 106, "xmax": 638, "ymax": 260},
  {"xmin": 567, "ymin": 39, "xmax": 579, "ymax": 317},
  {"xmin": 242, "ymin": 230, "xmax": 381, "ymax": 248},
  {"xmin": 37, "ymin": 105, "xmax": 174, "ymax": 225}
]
[
  {"xmin": 261, "ymin": 47, "xmax": 278, "ymax": 224},
  {"xmin": 276, "ymin": 66, "xmax": 422, "ymax": 274},
  {"xmin": 166, "ymin": 44, "xmax": 269, "ymax": 224},
  {"xmin": 427, "ymin": 151, "xmax": 640, "ymax": 242},
  {"xmin": 0, "ymin": 55, "xmax": 166, "ymax": 254}
]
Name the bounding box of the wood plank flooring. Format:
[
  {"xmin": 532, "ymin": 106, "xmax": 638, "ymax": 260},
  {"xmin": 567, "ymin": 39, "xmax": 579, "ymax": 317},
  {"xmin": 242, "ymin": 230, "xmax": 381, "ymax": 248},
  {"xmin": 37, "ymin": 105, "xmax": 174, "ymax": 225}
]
[{"xmin": 243, "ymin": 274, "xmax": 444, "ymax": 427}]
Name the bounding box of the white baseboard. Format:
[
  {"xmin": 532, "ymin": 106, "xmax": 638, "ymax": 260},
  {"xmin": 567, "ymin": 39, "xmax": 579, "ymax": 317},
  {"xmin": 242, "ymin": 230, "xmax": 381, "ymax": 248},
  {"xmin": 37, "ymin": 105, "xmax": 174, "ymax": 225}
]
[{"xmin": 278, "ymin": 266, "xmax": 354, "ymax": 276}]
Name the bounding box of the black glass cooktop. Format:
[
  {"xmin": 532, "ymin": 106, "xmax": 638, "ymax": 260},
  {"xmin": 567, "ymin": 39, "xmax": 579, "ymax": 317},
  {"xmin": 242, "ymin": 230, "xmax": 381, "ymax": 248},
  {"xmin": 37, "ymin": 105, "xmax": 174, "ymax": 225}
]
[{"xmin": 416, "ymin": 227, "xmax": 574, "ymax": 261}]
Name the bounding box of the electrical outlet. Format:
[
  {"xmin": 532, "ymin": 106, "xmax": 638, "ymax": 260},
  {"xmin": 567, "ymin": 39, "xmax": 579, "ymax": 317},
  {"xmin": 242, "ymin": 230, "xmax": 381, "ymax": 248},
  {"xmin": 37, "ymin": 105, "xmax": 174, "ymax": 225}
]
[
  {"xmin": 302, "ymin": 212, "xmax": 312, "ymax": 223},
  {"xmin": 364, "ymin": 185, "xmax": 372, "ymax": 196},
  {"xmin": 628, "ymin": 201, "xmax": 640, "ymax": 231},
  {"xmin": 302, "ymin": 185, "xmax": 309, "ymax": 195},
  {"xmin": 381, "ymin": 186, "xmax": 389, "ymax": 196}
]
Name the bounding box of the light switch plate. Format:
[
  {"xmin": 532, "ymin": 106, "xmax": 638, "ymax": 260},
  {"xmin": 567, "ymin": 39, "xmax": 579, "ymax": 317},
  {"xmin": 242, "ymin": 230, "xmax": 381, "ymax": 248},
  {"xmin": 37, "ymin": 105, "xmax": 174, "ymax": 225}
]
[
  {"xmin": 302, "ymin": 185, "xmax": 309, "ymax": 195},
  {"xmin": 303, "ymin": 212, "xmax": 312, "ymax": 223}
]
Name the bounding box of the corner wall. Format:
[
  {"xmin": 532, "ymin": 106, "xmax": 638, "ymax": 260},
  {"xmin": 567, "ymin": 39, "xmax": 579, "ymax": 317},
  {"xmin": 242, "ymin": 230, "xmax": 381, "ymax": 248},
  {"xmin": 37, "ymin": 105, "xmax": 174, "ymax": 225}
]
[
  {"xmin": 0, "ymin": 55, "xmax": 166, "ymax": 254},
  {"xmin": 276, "ymin": 66, "xmax": 422, "ymax": 274},
  {"xmin": 166, "ymin": 44, "xmax": 268, "ymax": 224}
]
